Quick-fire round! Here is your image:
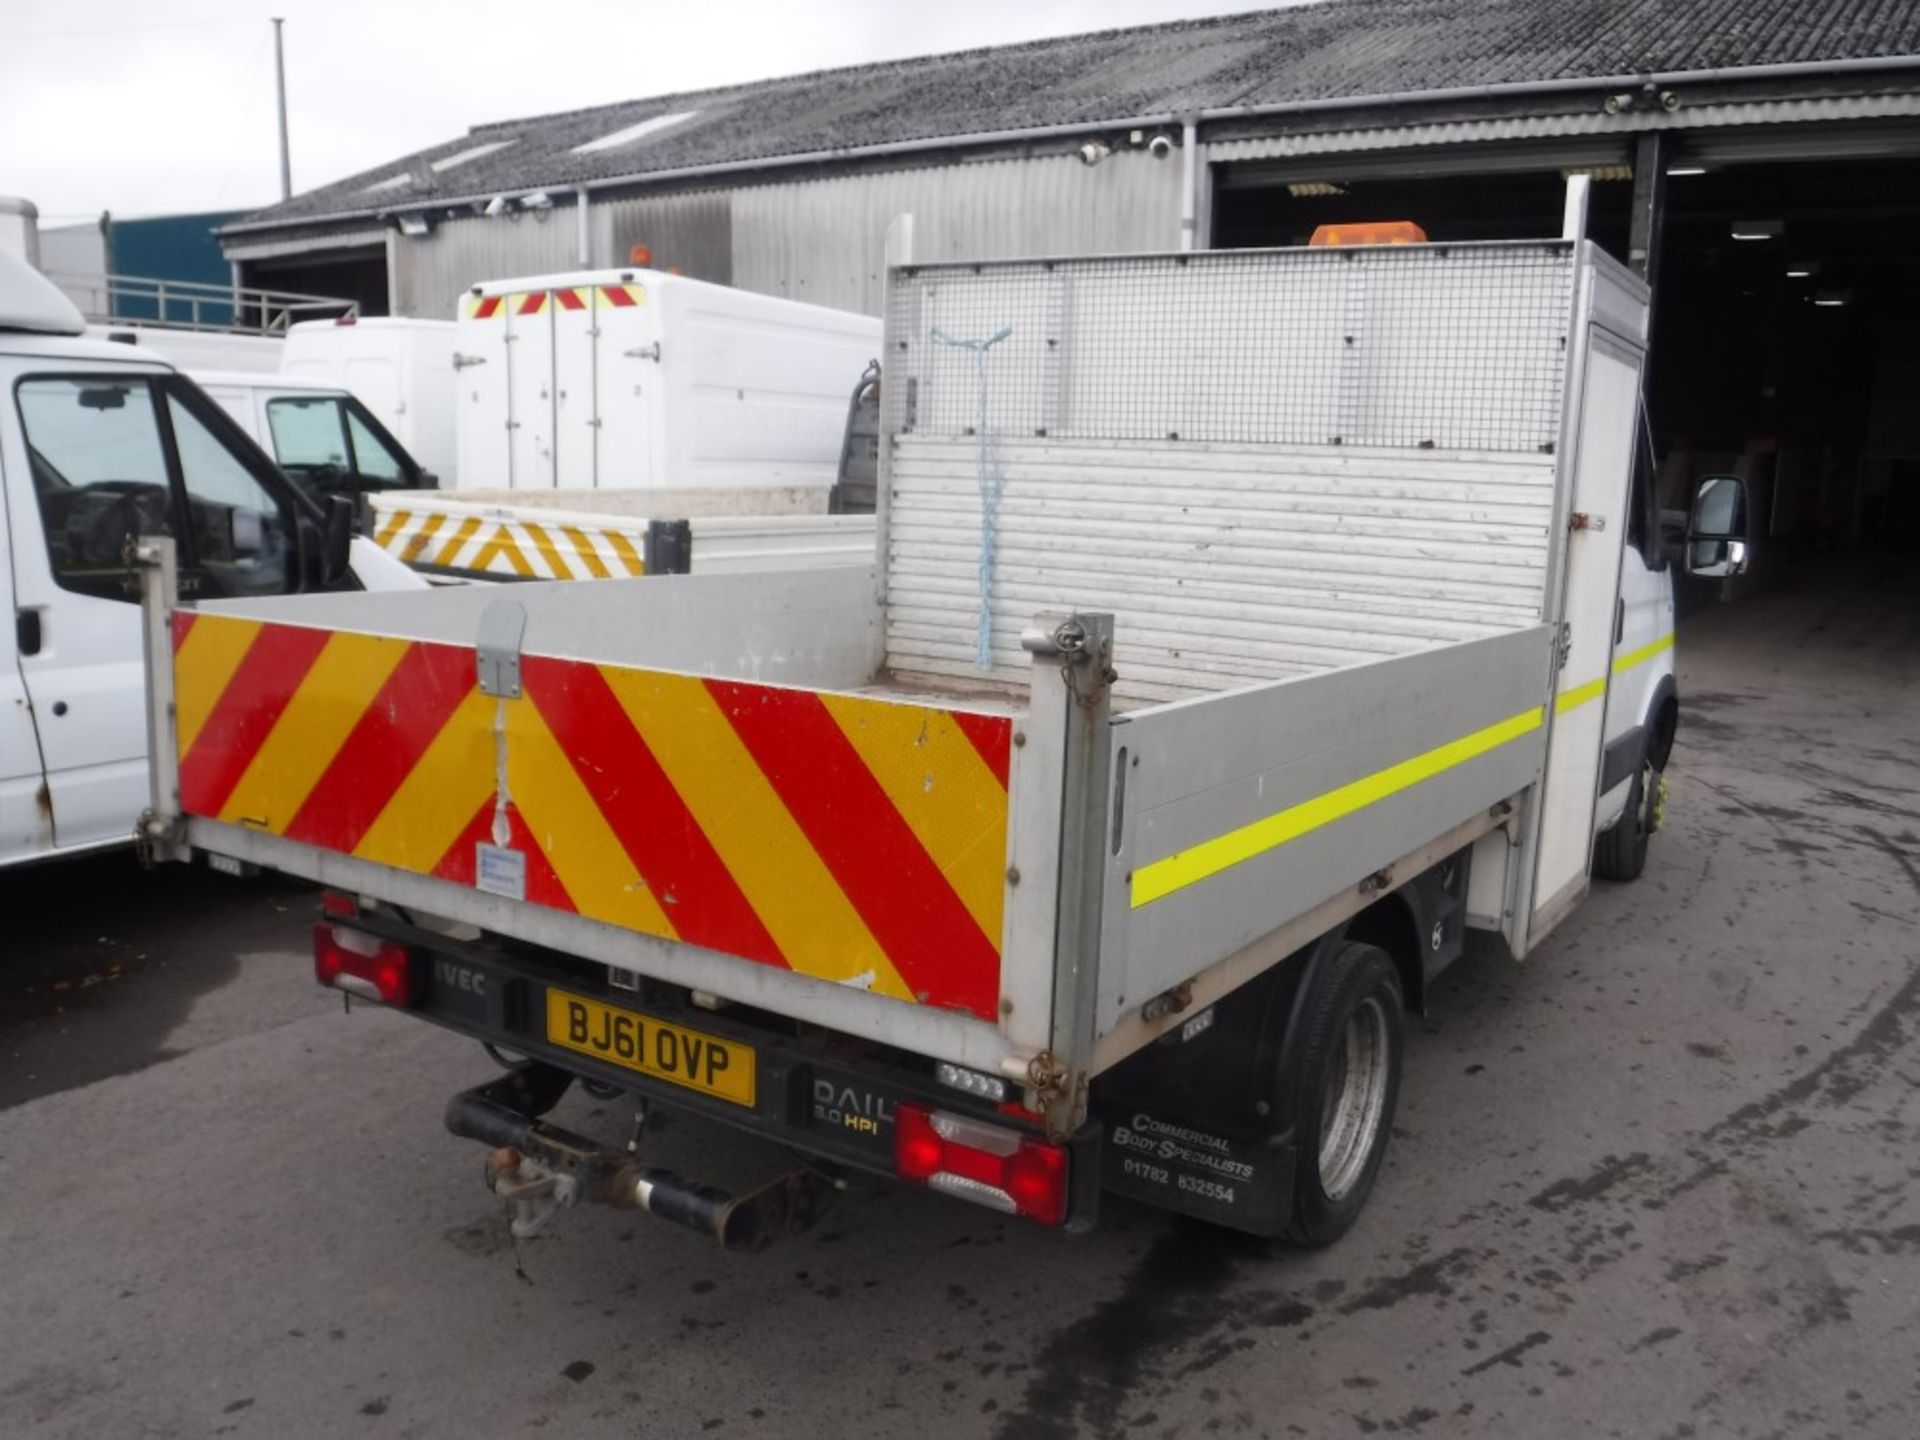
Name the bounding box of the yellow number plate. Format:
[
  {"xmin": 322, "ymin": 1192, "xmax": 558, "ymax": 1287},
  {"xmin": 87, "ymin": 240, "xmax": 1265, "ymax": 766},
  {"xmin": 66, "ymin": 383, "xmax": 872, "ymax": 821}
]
[{"xmin": 544, "ymin": 989, "xmax": 756, "ymax": 1108}]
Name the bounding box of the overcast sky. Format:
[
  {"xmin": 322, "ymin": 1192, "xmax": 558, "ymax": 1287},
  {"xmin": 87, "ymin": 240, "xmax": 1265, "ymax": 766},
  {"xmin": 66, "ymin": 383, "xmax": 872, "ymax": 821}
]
[{"xmin": 2, "ymin": 0, "xmax": 1287, "ymax": 226}]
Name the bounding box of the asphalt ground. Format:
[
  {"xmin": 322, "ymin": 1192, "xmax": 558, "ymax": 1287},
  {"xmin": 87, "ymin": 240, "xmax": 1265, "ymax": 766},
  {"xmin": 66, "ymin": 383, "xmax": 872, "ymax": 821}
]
[{"xmin": 2, "ymin": 568, "xmax": 1915, "ymax": 1439}]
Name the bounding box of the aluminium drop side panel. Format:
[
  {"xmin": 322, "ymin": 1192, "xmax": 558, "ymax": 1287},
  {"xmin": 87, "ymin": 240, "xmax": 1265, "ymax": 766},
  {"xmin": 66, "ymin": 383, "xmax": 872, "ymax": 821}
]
[
  {"xmin": 1095, "ymin": 623, "xmax": 1554, "ymax": 1051},
  {"xmin": 1514, "ymin": 247, "xmax": 1650, "ymax": 951},
  {"xmin": 159, "ymin": 565, "xmax": 1032, "ymax": 1079},
  {"xmin": 453, "ymin": 294, "xmax": 512, "ymax": 490}
]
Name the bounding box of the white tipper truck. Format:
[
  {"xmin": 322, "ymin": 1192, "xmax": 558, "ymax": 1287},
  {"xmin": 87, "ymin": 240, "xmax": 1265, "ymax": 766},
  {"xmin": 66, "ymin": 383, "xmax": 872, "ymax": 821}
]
[
  {"xmin": 0, "ymin": 250, "xmax": 423, "ymax": 870},
  {"xmin": 130, "ymin": 235, "xmax": 1748, "ymax": 1251}
]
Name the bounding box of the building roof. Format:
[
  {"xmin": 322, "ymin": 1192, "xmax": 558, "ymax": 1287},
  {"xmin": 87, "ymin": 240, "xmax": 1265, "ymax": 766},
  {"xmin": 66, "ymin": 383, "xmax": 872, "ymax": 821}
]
[{"xmin": 231, "ymin": 0, "xmax": 1920, "ymax": 232}]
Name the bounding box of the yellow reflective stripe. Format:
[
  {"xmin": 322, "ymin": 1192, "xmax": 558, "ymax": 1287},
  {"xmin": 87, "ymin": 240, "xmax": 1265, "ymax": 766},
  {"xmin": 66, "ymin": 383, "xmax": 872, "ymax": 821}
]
[
  {"xmin": 560, "ymin": 525, "xmax": 611, "ymax": 579},
  {"xmin": 372, "ymin": 508, "xmax": 411, "ymax": 550},
  {"xmin": 174, "ymin": 616, "xmax": 263, "ymax": 758},
  {"xmin": 1612, "ymin": 631, "xmax": 1674, "ymax": 675},
  {"xmin": 606, "ymin": 530, "xmax": 646, "ymax": 575},
  {"xmin": 353, "ymin": 688, "xmax": 497, "ymax": 872},
  {"xmin": 217, "ymin": 632, "xmax": 409, "ymax": 831},
  {"xmin": 818, "ymin": 694, "xmax": 1007, "ymax": 948},
  {"xmin": 1554, "ymin": 675, "xmax": 1609, "ymax": 714},
  {"xmin": 597, "ymin": 668, "xmax": 913, "ymax": 1002},
  {"xmin": 431, "ymin": 515, "xmax": 484, "ymax": 569},
  {"xmin": 506, "ymin": 698, "xmax": 678, "ymax": 939},
  {"xmin": 1556, "ymin": 632, "xmax": 1675, "ymax": 717},
  {"xmin": 1131, "ymin": 705, "xmax": 1546, "ymax": 909},
  {"xmin": 399, "ymin": 510, "xmax": 446, "ymax": 565},
  {"xmin": 520, "ymin": 522, "xmax": 575, "ymax": 580},
  {"xmin": 469, "ymin": 528, "xmax": 534, "ymax": 578}
]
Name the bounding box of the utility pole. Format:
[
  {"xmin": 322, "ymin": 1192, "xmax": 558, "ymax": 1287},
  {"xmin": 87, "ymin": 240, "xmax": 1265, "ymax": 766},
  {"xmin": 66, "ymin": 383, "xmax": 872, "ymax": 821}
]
[{"xmin": 272, "ymin": 17, "xmax": 291, "ymax": 201}]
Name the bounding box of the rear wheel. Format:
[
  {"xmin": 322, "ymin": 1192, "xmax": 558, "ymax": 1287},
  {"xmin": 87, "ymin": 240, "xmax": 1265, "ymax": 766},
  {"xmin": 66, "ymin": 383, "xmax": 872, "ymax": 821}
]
[{"xmin": 1283, "ymin": 941, "xmax": 1405, "ymax": 1248}]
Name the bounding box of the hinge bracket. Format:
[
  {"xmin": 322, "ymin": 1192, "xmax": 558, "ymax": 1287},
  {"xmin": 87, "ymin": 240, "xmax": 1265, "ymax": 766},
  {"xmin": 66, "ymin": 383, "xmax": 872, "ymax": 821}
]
[{"xmin": 477, "ymin": 600, "xmax": 528, "ymax": 699}]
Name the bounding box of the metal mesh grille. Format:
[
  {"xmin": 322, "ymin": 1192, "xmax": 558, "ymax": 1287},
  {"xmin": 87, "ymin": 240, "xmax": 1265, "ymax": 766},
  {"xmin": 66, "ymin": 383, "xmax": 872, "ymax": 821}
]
[{"xmin": 883, "ymin": 243, "xmax": 1575, "ymax": 455}]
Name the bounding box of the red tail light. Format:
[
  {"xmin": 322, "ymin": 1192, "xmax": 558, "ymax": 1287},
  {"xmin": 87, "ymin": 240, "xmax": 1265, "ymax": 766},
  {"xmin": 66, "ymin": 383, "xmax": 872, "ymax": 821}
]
[
  {"xmin": 313, "ymin": 922, "xmax": 414, "ymax": 1006},
  {"xmin": 894, "ymin": 1103, "xmax": 1068, "ymax": 1225}
]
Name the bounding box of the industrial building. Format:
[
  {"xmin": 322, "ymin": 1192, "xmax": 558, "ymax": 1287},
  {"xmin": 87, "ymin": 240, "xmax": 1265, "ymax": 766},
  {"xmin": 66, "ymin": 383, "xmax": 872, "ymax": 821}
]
[{"xmin": 221, "ymin": 0, "xmax": 1920, "ymax": 560}]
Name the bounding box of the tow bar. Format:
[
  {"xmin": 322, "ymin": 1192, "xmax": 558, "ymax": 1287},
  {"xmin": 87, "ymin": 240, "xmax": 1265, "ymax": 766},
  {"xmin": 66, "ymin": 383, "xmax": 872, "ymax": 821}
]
[{"xmin": 445, "ymin": 1068, "xmax": 841, "ymax": 1254}]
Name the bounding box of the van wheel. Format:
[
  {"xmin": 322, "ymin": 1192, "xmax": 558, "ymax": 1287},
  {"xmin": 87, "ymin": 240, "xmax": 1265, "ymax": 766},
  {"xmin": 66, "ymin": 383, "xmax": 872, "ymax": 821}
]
[
  {"xmin": 1593, "ymin": 762, "xmax": 1659, "ymax": 881},
  {"xmin": 1283, "ymin": 942, "xmax": 1404, "ymax": 1248}
]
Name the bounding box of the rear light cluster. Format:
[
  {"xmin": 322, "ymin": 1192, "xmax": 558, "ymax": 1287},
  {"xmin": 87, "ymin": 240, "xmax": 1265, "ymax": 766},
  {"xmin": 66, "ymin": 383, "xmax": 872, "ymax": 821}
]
[
  {"xmin": 313, "ymin": 921, "xmax": 414, "ymax": 1006},
  {"xmin": 894, "ymin": 1103, "xmax": 1068, "ymax": 1225}
]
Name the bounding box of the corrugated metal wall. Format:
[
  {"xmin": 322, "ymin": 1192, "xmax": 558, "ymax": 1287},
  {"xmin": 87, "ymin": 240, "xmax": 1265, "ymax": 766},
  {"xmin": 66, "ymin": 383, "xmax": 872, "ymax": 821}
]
[
  {"xmin": 731, "ymin": 152, "xmax": 1184, "ymax": 314},
  {"xmin": 383, "ymin": 151, "xmax": 1184, "ymax": 321},
  {"xmin": 391, "ymin": 208, "xmax": 584, "ymax": 321},
  {"xmin": 594, "ymin": 191, "xmax": 733, "ymax": 285}
]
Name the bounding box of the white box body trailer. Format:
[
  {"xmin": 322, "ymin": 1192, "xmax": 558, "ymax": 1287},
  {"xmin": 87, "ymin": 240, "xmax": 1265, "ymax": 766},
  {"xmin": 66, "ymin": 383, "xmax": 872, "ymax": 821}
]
[
  {"xmin": 280, "ymin": 317, "xmax": 458, "ymax": 485},
  {"xmin": 135, "ymin": 239, "xmax": 1744, "ymax": 1250},
  {"xmin": 450, "ymin": 267, "xmax": 880, "ymax": 498}
]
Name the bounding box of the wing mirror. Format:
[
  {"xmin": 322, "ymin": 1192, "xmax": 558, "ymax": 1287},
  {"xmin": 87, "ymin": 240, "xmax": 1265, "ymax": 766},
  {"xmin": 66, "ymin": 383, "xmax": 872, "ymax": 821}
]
[
  {"xmin": 321, "ymin": 494, "xmax": 355, "ymax": 585},
  {"xmin": 1684, "ymin": 474, "xmax": 1749, "ymax": 579}
]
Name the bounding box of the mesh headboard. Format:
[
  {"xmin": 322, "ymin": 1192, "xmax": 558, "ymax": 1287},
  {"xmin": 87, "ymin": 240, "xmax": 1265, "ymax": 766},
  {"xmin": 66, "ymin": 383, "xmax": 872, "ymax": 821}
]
[{"xmin": 880, "ymin": 244, "xmax": 1577, "ymax": 705}]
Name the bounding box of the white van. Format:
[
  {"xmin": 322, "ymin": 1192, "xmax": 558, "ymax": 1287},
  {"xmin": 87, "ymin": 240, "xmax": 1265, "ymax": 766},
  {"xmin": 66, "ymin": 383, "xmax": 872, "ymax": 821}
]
[
  {"xmin": 193, "ymin": 370, "xmax": 437, "ymax": 499},
  {"xmin": 280, "ymin": 316, "xmax": 457, "ymax": 485},
  {"xmin": 0, "ymin": 250, "xmax": 422, "ymax": 869}
]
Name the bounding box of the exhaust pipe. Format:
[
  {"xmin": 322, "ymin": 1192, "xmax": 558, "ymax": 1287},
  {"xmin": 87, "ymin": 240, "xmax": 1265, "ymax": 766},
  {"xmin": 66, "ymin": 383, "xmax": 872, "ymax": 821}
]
[{"xmin": 446, "ymin": 1074, "xmax": 839, "ymax": 1253}]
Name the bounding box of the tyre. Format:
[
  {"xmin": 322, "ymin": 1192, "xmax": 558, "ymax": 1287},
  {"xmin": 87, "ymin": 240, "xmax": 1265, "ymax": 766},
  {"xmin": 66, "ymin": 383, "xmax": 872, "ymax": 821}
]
[
  {"xmin": 1282, "ymin": 941, "xmax": 1405, "ymax": 1248},
  {"xmin": 1593, "ymin": 760, "xmax": 1662, "ymax": 881}
]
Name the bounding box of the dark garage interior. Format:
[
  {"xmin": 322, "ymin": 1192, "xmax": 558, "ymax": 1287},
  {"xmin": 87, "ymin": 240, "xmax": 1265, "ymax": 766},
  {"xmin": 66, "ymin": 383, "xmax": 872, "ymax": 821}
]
[{"xmin": 1214, "ymin": 140, "xmax": 1920, "ymax": 577}]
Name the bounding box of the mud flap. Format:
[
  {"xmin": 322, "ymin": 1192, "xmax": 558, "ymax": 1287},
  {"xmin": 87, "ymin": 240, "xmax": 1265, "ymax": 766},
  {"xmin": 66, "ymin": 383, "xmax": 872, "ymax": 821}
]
[{"xmin": 1098, "ymin": 1108, "xmax": 1296, "ymax": 1237}]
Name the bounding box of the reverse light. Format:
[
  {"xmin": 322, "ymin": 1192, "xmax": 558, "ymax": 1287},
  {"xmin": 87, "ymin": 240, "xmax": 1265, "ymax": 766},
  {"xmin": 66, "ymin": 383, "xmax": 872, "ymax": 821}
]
[
  {"xmin": 313, "ymin": 922, "xmax": 414, "ymax": 1006},
  {"xmin": 935, "ymin": 1061, "xmax": 1008, "ymax": 1103},
  {"xmin": 894, "ymin": 1103, "xmax": 1068, "ymax": 1225}
]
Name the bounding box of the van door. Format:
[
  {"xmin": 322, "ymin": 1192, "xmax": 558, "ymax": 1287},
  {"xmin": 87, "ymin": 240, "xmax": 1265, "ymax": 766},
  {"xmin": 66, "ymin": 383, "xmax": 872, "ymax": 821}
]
[
  {"xmin": 455, "ymin": 294, "xmax": 512, "ymax": 489},
  {"xmin": 1521, "ymin": 327, "xmax": 1643, "ymax": 948},
  {"xmin": 552, "ymin": 284, "xmax": 597, "ymax": 488},
  {"xmin": 506, "ymin": 289, "xmax": 555, "ymax": 489},
  {"xmin": 6, "ymin": 372, "xmax": 301, "ymax": 853},
  {"xmin": 593, "ymin": 280, "xmax": 655, "ymax": 489},
  {"xmin": 0, "ymin": 524, "xmax": 53, "ymax": 864}
]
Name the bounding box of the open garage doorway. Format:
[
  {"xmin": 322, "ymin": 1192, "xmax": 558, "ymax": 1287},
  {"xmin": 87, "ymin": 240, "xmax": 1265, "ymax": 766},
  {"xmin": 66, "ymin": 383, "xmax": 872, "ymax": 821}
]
[
  {"xmin": 1213, "ymin": 139, "xmax": 1920, "ymax": 581},
  {"xmin": 1654, "ymin": 155, "xmax": 1920, "ymax": 563}
]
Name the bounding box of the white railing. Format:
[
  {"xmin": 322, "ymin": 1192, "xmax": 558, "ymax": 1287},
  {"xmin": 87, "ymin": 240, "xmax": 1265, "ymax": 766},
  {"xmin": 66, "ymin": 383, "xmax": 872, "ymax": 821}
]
[{"xmin": 45, "ymin": 271, "xmax": 358, "ymax": 336}]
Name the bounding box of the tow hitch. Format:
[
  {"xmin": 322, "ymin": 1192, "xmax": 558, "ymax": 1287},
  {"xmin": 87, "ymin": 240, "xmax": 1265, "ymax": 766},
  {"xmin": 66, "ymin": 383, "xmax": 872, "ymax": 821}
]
[{"xmin": 445, "ymin": 1068, "xmax": 841, "ymax": 1254}]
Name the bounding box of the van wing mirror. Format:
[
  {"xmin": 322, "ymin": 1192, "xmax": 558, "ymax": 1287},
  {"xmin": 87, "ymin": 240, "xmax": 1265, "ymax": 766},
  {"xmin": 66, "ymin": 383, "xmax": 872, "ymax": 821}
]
[
  {"xmin": 1684, "ymin": 474, "xmax": 1749, "ymax": 579},
  {"xmin": 322, "ymin": 494, "xmax": 355, "ymax": 586}
]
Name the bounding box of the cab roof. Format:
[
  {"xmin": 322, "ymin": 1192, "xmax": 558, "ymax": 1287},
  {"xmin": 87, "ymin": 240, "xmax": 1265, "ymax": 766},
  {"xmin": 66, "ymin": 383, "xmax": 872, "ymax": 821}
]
[
  {"xmin": 0, "ymin": 247, "xmax": 86, "ymax": 336},
  {"xmin": 189, "ymin": 368, "xmax": 347, "ymax": 394}
]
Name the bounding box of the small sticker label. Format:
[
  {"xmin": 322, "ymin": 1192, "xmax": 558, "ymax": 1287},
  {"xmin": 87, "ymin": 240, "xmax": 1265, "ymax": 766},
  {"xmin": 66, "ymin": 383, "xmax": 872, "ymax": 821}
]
[
  {"xmin": 1179, "ymin": 1007, "xmax": 1215, "ymax": 1044},
  {"xmin": 475, "ymin": 843, "xmax": 526, "ymax": 900}
]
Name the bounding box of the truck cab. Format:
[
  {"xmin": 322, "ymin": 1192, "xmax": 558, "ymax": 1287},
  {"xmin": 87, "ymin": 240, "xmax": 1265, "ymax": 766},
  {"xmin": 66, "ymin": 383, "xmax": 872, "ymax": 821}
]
[
  {"xmin": 0, "ymin": 249, "xmax": 422, "ymax": 868},
  {"xmin": 193, "ymin": 370, "xmax": 437, "ymax": 501}
]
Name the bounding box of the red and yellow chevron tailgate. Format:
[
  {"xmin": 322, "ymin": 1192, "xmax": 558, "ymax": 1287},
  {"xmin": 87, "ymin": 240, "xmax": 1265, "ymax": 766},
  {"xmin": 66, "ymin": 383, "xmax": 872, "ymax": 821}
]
[{"xmin": 170, "ymin": 612, "xmax": 1014, "ymax": 1021}]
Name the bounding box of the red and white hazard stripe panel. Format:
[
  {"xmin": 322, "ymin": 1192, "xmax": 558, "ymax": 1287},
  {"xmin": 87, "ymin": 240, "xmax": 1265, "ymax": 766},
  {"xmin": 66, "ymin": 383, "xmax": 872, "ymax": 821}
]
[{"xmin": 465, "ymin": 284, "xmax": 644, "ymax": 319}]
